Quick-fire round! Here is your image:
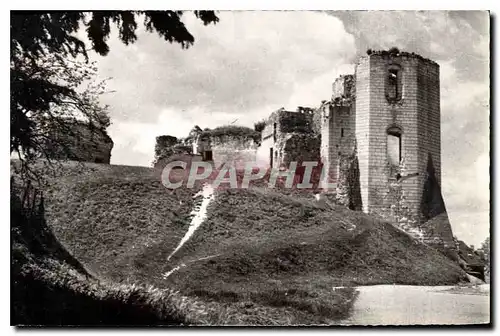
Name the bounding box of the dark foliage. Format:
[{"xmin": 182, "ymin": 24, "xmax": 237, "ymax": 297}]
[
  {"xmin": 388, "ymin": 46, "xmax": 400, "ymax": 55},
  {"xmin": 11, "ymin": 11, "xmax": 219, "ymax": 165},
  {"xmin": 201, "ymin": 125, "xmax": 261, "ymax": 142},
  {"xmin": 254, "ymin": 120, "xmax": 266, "ymax": 133}
]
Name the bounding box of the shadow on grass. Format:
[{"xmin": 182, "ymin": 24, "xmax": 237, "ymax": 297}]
[
  {"xmin": 10, "ymin": 181, "xmax": 206, "ymax": 326},
  {"xmin": 187, "ymin": 284, "xmax": 359, "ymax": 325}
]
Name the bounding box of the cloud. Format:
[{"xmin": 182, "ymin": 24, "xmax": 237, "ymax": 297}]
[
  {"xmin": 91, "ymin": 11, "xmax": 489, "ymax": 246},
  {"xmin": 94, "ymin": 11, "xmax": 355, "ymax": 124},
  {"xmin": 439, "ymin": 59, "xmax": 489, "ymax": 229},
  {"xmin": 325, "ymin": 10, "xmax": 490, "ymax": 246},
  {"xmin": 95, "ymin": 11, "xmax": 355, "ymax": 165},
  {"xmin": 329, "ymin": 10, "xmax": 489, "ymax": 81}
]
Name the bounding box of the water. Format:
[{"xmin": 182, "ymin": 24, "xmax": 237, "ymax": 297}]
[{"xmin": 339, "ymin": 284, "xmax": 490, "ymax": 325}]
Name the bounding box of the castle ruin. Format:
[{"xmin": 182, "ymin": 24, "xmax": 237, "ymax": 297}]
[
  {"xmin": 43, "ymin": 119, "xmax": 114, "ymax": 164},
  {"xmin": 155, "ymin": 49, "xmax": 456, "ymax": 256},
  {"xmin": 260, "ymin": 49, "xmax": 455, "ymax": 255},
  {"xmin": 154, "ymin": 125, "xmax": 260, "ymax": 170}
]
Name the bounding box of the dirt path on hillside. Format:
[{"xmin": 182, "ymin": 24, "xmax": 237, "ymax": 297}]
[{"xmin": 167, "ymin": 183, "xmax": 215, "ymax": 261}]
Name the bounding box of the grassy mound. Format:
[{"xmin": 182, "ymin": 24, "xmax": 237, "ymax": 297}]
[
  {"xmin": 11, "ymin": 179, "xmax": 211, "ymax": 326},
  {"xmin": 13, "ymin": 169, "xmax": 340, "ymax": 326},
  {"xmin": 17, "ymin": 160, "xmax": 468, "ymax": 325},
  {"xmin": 162, "ymin": 188, "xmax": 467, "ymax": 286},
  {"xmin": 38, "ymin": 163, "xmax": 202, "ymax": 281}
]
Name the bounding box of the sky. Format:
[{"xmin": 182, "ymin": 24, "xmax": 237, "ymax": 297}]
[{"xmin": 87, "ymin": 11, "xmax": 490, "ymax": 246}]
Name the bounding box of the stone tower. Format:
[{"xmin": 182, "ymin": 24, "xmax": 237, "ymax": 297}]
[
  {"xmin": 321, "ymin": 49, "xmax": 455, "ymax": 253},
  {"xmin": 355, "ymin": 50, "xmax": 441, "ymax": 223}
]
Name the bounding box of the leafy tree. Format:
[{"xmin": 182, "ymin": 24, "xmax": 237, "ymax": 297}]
[
  {"xmin": 254, "ymin": 119, "xmax": 266, "ymax": 133},
  {"xmin": 478, "ymin": 236, "xmax": 490, "ymax": 282},
  {"xmin": 478, "ymin": 236, "xmax": 490, "ymax": 262},
  {"xmin": 11, "ymin": 11, "xmax": 219, "ymax": 165},
  {"xmin": 11, "ymin": 53, "xmax": 111, "ymax": 162}
]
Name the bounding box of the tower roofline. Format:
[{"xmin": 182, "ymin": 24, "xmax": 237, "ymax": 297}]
[{"xmin": 358, "ymin": 48, "xmax": 439, "ymax": 67}]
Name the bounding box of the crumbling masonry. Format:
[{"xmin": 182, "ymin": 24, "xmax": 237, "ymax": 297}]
[
  {"xmin": 154, "ymin": 49, "xmax": 457, "ymax": 256},
  {"xmin": 261, "ymin": 49, "xmax": 456, "ymax": 255}
]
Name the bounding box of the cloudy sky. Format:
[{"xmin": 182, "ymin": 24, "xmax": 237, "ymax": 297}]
[{"xmin": 87, "ymin": 11, "xmax": 489, "ymax": 246}]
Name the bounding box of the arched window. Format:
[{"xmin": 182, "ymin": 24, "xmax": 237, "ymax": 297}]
[
  {"xmin": 386, "ymin": 65, "xmax": 403, "ymax": 102},
  {"xmin": 387, "ymin": 126, "xmax": 402, "ymax": 166}
]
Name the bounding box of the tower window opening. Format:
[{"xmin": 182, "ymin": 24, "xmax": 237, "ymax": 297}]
[
  {"xmin": 387, "ymin": 127, "xmax": 402, "ymax": 167},
  {"xmin": 387, "ymin": 69, "xmax": 399, "ymax": 99},
  {"xmin": 203, "ymin": 150, "xmax": 213, "ymax": 162},
  {"xmin": 386, "ymin": 66, "xmax": 402, "ymax": 102},
  {"xmin": 273, "ymin": 123, "xmax": 277, "ymax": 142},
  {"xmin": 388, "ymin": 69, "xmax": 398, "ymax": 83},
  {"xmin": 341, "ymin": 128, "xmax": 344, "ymax": 137}
]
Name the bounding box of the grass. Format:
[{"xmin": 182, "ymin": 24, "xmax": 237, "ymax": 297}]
[
  {"xmin": 163, "ymin": 187, "xmax": 466, "ymax": 286},
  {"xmin": 12, "ymin": 255, "xmax": 208, "ymax": 326},
  {"xmin": 13, "ymin": 171, "xmax": 347, "ymax": 326},
  {"xmin": 12, "ymin": 160, "xmax": 469, "ymax": 325},
  {"xmin": 201, "ymin": 125, "xmax": 261, "ymax": 142},
  {"xmin": 11, "ymin": 180, "xmax": 209, "ymax": 326}
]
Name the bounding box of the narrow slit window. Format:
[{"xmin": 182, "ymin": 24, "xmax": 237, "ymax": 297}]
[
  {"xmin": 387, "ymin": 69, "xmax": 399, "ymax": 99},
  {"xmin": 341, "ymin": 128, "xmax": 344, "ymax": 137}
]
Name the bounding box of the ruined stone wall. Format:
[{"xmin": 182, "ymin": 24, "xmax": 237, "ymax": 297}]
[
  {"xmin": 336, "ymin": 151, "xmax": 363, "ymax": 210},
  {"xmin": 258, "ymin": 118, "xmax": 276, "ymax": 167},
  {"xmin": 312, "ymin": 106, "xmax": 323, "ymax": 134},
  {"xmin": 259, "ymin": 109, "xmax": 316, "ymax": 168},
  {"xmin": 257, "ymin": 134, "xmax": 274, "ymax": 168},
  {"xmin": 281, "ymin": 133, "xmax": 320, "ymax": 167},
  {"xmin": 192, "ymin": 133, "xmax": 211, "ymax": 156},
  {"xmin": 332, "ymin": 74, "xmax": 355, "ymax": 101},
  {"xmin": 210, "ymin": 135, "xmax": 258, "ymax": 168},
  {"xmin": 44, "ymin": 121, "xmax": 113, "ymax": 164},
  {"xmin": 320, "ymin": 103, "xmax": 336, "ymax": 189},
  {"xmin": 154, "ymin": 135, "xmax": 194, "ymax": 166},
  {"xmin": 320, "ymin": 75, "xmax": 356, "ymax": 192},
  {"xmin": 279, "ymin": 110, "xmax": 314, "ymax": 134}
]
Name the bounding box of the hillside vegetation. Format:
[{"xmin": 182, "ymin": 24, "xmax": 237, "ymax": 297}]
[
  {"xmin": 13, "ymin": 160, "xmax": 468, "ymax": 325},
  {"xmin": 11, "ymin": 177, "xmax": 218, "ymax": 326}
]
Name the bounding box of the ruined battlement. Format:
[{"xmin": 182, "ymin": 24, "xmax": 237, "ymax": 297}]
[
  {"xmin": 155, "ymin": 125, "xmax": 260, "ymax": 168},
  {"xmin": 332, "ymin": 74, "xmax": 355, "ymax": 101},
  {"xmin": 258, "ymin": 49, "xmax": 454, "ymax": 256},
  {"xmin": 261, "ymin": 109, "xmax": 315, "ymax": 140},
  {"xmin": 360, "ymin": 48, "xmax": 440, "ymax": 67},
  {"xmin": 153, "ymin": 48, "xmax": 455, "ymax": 258},
  {"xmin": 43, "ymin": 119, "xmax": 114, "ymax": 164}
]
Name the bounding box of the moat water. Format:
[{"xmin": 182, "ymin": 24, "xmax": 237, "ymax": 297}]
[{"xmin": 338, "ymin": 284, "xmax": 490, "ymax": 325}]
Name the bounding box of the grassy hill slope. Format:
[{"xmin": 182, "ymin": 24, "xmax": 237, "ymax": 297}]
[
  {"xmin": 11, "ymin": 176, "xmax": 217, "ymax": 326},
  {"xmin": 27, "ymin": 161, "xmax": 468, "ymax": 324}
]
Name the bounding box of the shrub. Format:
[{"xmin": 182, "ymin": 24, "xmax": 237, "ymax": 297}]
[
  {"xmin": 254, "ymin": 120, "xmax": 266, "ymax": 133},
  {"xmin": 201, "ymin": 125, "xmax": 261, "ymax": 143}
]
